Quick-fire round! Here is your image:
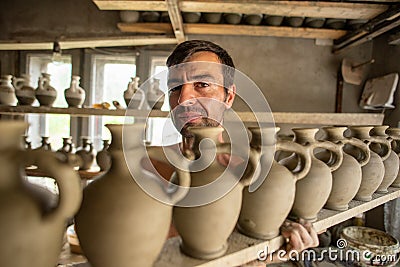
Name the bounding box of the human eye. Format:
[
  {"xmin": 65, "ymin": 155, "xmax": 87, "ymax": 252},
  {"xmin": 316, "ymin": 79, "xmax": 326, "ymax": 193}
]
[
  {"xmin": 194, "ymin": 82, "xmax": 210, "ymax": 89},
  {"xmin": 169, "ymin": 85, "xmax": 182, "ymax": 94}
]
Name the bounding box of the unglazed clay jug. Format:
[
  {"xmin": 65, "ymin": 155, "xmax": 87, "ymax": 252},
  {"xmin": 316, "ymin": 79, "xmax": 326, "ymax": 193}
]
[
  {"xmin": 347, "ymin": 126, "xmax": 390, "ymax": 201},
  {"xmin": 147, "ymin": 78, "xmax": 164, "ymax": 110},
  {"xmin": 318, "ymin": 126, "xmax": 370, "ymax": 211},
  {"xmin": 13, "ymin": 74, "xmax": 36, "ymax": 106},
  {"xmin": 64, "ymin": 75, "xmax": 86, "ymax": 108},
  {"xmin": 371, "ymin": 125, "xmax": 399, "ymax": 193},
  {"xmin": 0, "ymin": 121, "xmax": 82, "ymax": 267},
  {"xmin": 96, "ymin": 140, "xmax": 111, "ymax": 171},
  {"xmin": 34, "ymin": 136, "xmax": 52, "ymax": 151},
  {"xmin": 387, "ymin": 128, "xmax": 400, "ymax": 187},
  {"xmin": 76, "ymin": 137, "xmax": 96, "ymax": 170},
  {"xmin": 172, "ymin": 126, "xmax": 259, "ymax": 259},
  {"xmin": 36, "ymin": 73, "xmax": 57, "ymax": 107},
  {"xmin": 238, "ymin": 127, "xmax": 311, "ymax": 240},
  {"xmin": 0, "ymin": 74, "xmax": 17, "ymax": 106},
  {"xmin": 75, "ymin": 124, "xmax": 190, "ymax": 267},
  {"xmin": 287, "ymin": 128, "xmax": 343, "ymax": 222},
  {"xmin": 56, "ymin": 137, "xmax": 81, "ymax": 169},
  {"xmin": 123, "ymin": 76, "xmax": 145, "ymax": 109}
]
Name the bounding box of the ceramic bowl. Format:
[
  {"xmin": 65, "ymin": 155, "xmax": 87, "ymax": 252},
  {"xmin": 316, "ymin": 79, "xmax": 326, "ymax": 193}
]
[
  {"xmin": 285, "ymin": 16, "xmax": 304, "ymax": 27},
  {"xmin": 223, "ymin": 13, "xmax": 243, "ymax": 25},
  {"xmin": 202, "ymin": 12, "xmax": 222, "ymax": 24},
  {"xmin": 244, "ymin": 14, "xmax": 263, "ymax": 25},
  {"xmin": 340, "ymin": 226, "xmax": 400, "ymax": 267},
  {"xmin": 304, "ymin": 17, "xmax": 326, "ymax": 28},
  {"xmin": 326, "ymin": 18, "xmax": 347, "ymax": 29},
  {"xmin": 182, "ymin": 12, "xmax": 201, "ymax": 23},
  {"xmin": 141, "ymin": 11, "xmax": 160, "ymax": 22},
  {"xmin": 119, "ymin": 11, "xmax": 140, "ymax": 23},
  {"xmin": 264, "ymin": 15, "xmax": 284, "ymax": 26}
]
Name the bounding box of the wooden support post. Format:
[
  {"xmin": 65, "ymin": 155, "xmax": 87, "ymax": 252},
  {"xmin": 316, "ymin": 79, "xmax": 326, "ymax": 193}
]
[{"xmin": 166, "ymin": 0, "xmax": 186, "ymax": 43}]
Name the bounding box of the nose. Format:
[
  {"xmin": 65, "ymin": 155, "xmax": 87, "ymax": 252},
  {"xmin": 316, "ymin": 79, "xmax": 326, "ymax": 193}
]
[{"xmin": 178, "ymin": 83, "xmax": 197, "ymax": 106}]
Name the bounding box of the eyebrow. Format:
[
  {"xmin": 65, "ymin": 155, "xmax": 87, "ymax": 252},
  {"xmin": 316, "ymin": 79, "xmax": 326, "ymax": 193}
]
[{"xmin": 167, "ymin": 73, "xmax": 222, "ymax": 86}]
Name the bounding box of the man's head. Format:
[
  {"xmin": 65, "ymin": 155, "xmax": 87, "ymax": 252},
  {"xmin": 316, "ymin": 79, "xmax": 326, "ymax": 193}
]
[{"xmin": 166, "ymin": 40, "xmax": 236, "ymax": 137}]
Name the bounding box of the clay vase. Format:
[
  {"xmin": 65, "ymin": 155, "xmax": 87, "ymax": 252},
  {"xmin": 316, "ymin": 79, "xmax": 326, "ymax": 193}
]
[
  {"xmin": 386, "ymin": 128, "xmax": 400, "ymax": 187},
  {"xmin": 141, "ymin": 11, "xmax": 160, "ymax": 22},
  {"xmin": 119, "ymin": 10, "xmax": 140, "ymax": 23},
  {"xmin": 23, "ymin": 135, "xmax": 32, "ymax": 150},
  {"xmin": 347, "ymin": 126, "xmax": 390, "ymax": 201},
  {"xmin": 288, "ymin": 128, "xmax": 343, "ymax": 222},
  {"xmin": 13, "ymin": 74, "xmax": 36, "ymax": 106},
  {"xmin": 182, "ymin": 12, "xmax": 201, "ymax": 23},
  {"xmin": 147, "ymin": 78, "xmax": 164, "ymax": 110},
  {"xmin": 75, "ymin": 124, "xmax": 190, "ymax": 267},
  {"xmin": 34, "ymin": 136, "xmax": 52, "ymax": 151},
  {"xmin": 244, "ymin": 14, "xmax": 263, "ymax": 25},
  {"xmin": 0, "ymin": 74, "xmax": 17, "ymax": 106},
  {"xmin": 223, "ymin": 13, "xmax": 243, "ymax": 24},
  {"xmin": 238, "ymin": 127, "xmax": 311, "ymax": 240},
  {"xmin": 64, "ymin": 75, "xmax": 86, "ymax": 108},
  {"xmin": 35, "ymin": 73, "xmax": 57, "ymax": 107},
  {"xmin": 172, "ymin": 126, "xmax": 259, "ymax": 259},
  {"xmin": 123, "ymin": 76, "xmax": 145, "ymax": 109},
  {"xmin": 264, "ymin": 15, "xmax": 284, "ymax": 26},
  {"xmin": 96, "ymin": 140, "xmax": 111, "ymax": 171},
  {"xmin": 0, "ymin": 121, "xmax": 82, "ymax": 267},
  {"xmin": 371, "ymin": 125, "xmax": 399, "ymax": 193},
  {"xmin": 318, "ymin": 126, "xmax": 370, "ymax": 211},
  {"xmin": 203, "ymin": 12, "xmax": 222, "ymax": 24},
  {"xmin": 76, "ymin": 138, "xmax": 96, "ymax": 171},
  {"xmin": 56, "ymin": 137, "xmax": 81, "ymax": 169}
]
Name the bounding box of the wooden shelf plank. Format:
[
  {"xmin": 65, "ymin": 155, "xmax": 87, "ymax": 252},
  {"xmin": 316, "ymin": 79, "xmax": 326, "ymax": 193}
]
[
  {"xmin": 118, "ymin": 22, "xmax": 174, "ymax": 33},
  {"xmin": 0, "ymin": 106, "xmax": 384, "ymax": 125},
  {"xmin": 184, "ymin": 23, "xmax": 347, "ymax": 39},
  {"xmin": 59, "ymin": 187, "xmax": 400, "ymax": 267},
  {"xmin": 93, "ymin": 0, "xmax": 167, "ymax": 11},
  {"xmin": 179, "ymin": 0, "xmax": 388, "ymax": 20}
]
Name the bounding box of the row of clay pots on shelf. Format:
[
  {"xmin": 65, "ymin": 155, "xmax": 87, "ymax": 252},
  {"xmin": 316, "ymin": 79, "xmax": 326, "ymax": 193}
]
[
  {"xmin": 0, "ymin": 73, "xmax": 86, "ymax": 107},
  {"xmin": 120, "ymin": 10, "xmax": 367, "ymax": 29},
  {"xmin": 3, "ymin": 122, "xmax": 400, "ymax": 267},
  {"xmin": 24, "ymin": 135, "xmax": 111, "ymax": 171}
]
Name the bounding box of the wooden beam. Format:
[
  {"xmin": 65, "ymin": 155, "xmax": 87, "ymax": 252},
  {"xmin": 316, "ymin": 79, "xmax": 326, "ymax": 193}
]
[
  {"xmin": 179, "ymin": 0, "xmax": 388, "ymax": 19},
  {"xmin": 118, "ymin": 22, "xmax": 174, "ymax": 34},
  {"xmin": 184, "ymin": 24, "xmax": 347, "ymax": 40},
  {"xmin": 93, "ymin": 0, "xmax": 167, "ymax": 11},
  {"xmin": 166, "ymin": 0, "xmax": 186, "ymax": 43},
  {"xmin": 0, "ymin": 36, "xmax": 178, "ymax": 50}
]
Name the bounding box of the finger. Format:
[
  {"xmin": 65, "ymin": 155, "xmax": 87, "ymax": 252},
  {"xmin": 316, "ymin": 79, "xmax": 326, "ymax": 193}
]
[
  {"xmin": 287, "ymin": 228, "xmax": 305, "ymax": 252},
  {"xmin": 291, "ymin": 223, "xmax": 314, "ymax": 247}
]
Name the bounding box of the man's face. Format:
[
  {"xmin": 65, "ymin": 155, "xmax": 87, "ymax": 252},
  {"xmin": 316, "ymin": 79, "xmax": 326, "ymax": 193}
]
[{"xmin": 168, "ymin": 51, "xmax": 235, "ymax": 137}]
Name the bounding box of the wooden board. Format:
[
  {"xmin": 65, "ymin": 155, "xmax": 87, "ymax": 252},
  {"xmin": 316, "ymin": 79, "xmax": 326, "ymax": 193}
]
[
  {"xmin": 93, "ymin": 0, "xmax": 167, "ymax": 11},
  {"xmin": 58, "ymin": 187, "xmax": 400, "ymax": 267}
]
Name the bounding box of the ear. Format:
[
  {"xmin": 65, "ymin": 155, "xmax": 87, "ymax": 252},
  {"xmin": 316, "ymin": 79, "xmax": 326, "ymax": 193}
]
[{"xmin": 224, "ymin": 84, "xmax": 236, "ymax": 109}]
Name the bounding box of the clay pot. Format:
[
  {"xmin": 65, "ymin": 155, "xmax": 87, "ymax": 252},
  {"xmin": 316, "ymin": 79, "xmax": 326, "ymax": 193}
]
[
  {"xmin": 147, "ymin": 78, "xmax": 164, "ymax": 110},
  {"xmin": 56, "ymin": 137, "xmax": 81, "ymax": 169},
  {"xmin": 238, "ymin": 127, "xmax": 311, "ymax": 240},
  {"xmin": 35, "ymin": 73, "xmax": 57, "ymax": 107},
  {"xmin": 141, "ymin": 11, "xmax": 160, "ymax": 22},
  {"xmin": 34, "ymin": 136, "xmax": 52, "ymax": 151},
  {"xmin": 304, "ymin": 17, "xmax": 326, "ymax": 28},
  {"xmin": 244, "ymin": 14, "xmax": 263, "ymax": 25},
  {"xmin": 386, "ymin": 128, "xmax": 400, "ymax": 187},
  {"xmin": 160, "ymin": 11, "xmax": 170, "ymax": 23},
  {"xmin": 119, "ymin": 10, "xmax": 140, "ymax": 23},
  {"xmin": 347, "ymin": 19, "xmax": 368, "ymax": 30},
  {"xmin": 318, "ymin": 126, "xmax": 370, "ymax": 211},
  {"xmin": 0, "ymin": 121, "xmax": 82, "ymax": 267},
  {"xmin": 13, "ymin": 74, "xmax": 36, "ymax": 106},
  {"xmin": 285, "ymin": 16, "xmax": 304, "ymax": 27},
  {"xmin": 182, "ymin": 12, "xmax": 201, "ymax": 23},
  {"xmin": 172, "ymin": 126, "xmax": 259, "ymax": 259},
  {"xmin": 203, "ymin": 12, "xmax": 222, "ymax": 24},
  {"xmin": 23, "ymin": 135, "xmax": 32, "ymax": 150},
  {"xmin": 96, "ymin": 140, "xmax": 111, "ymax": 171},
  {"xmin": 76, "ymin": 137, "xmax": 96, "ymax": 171},
  {"xmin": 347, "ymin": 126, "xmax": 390, "ymax": 201},
  {"xmin": 223, "ymin": 13, "xmax": 243, "ymax": 24},
  {"xmin": 64, "ymin": 75, "xmax": 86, "ymax": 108},
  {"xmin": 286, "ymin": 128, "xmax": 343, "ymax": 222},
  {"xmin": 123, "ymin": 76, "xmax": 145, "ymax": 109},
  {"xmin": 326, "ymin": 18, "xmax": 347, "ymax": 29},
  {"xmin": 0, "ymin": 74, "xmax": 17, "ymax": 106},
  {"xmin": 371, "ymin": 125, "xmax": 399, "ymax": 193},
  {"xmin": 264, "ymin": 15, "xmax": 284, "ymax": 26},
  {"xmin": 75, "ymin": 124, "xmax": 190, "ymax": 267}
]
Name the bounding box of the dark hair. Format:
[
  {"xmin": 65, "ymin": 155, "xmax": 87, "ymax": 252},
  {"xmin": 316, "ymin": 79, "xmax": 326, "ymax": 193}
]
[{"xmin": 166, "ymin": 40, "xmax": 235, "ymax": 88}]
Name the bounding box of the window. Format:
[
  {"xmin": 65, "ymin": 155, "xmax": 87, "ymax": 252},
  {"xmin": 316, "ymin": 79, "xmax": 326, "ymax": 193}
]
[{"xmin": 26, "ymin": 54, "xmax": 72, "ymax": 150}]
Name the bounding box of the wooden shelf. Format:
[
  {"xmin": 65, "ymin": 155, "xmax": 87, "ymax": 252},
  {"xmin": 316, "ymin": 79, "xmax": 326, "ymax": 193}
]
[
  {"xmin": 26, "ymin": 167, "xmax": 103, "ymax": 180},
  {"xmin": 58, "ymin": 187, "xmax": 400, "ymax": 267},
  {"xmin": 0, "ymin": 105, "xmax": 384, "ymax": 125},
  {"xmin": 118, "ymin": 22, "xmax": 348, "ymax": 39}
]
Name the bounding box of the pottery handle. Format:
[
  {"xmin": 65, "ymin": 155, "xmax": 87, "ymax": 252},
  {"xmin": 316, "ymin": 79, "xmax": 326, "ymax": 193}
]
[
  {"xmin": 137, "ymin": 88, "xmax": 146, "ymax": 110},
  {"xmin": 369, "ymin": 137, "xmax": 391, "ymax": 161},
  {"xmin": 12, "ymin": 77, "xmax": 24, "ymax": 90},
  {"xmin": 276, "ymin": 140, "xmax": 311, "ymax": 181},
  {"xmin": 215, "ymin": 143, "xmax": 260, "ymax": 187},
  {"xmin": 312, "ymin": 141, "xmax": 343, "ymax": 172},
  {"xmin": 25, "ymin": 150, "xmax": 82, "ymax": 222},
  {"xmin": 345, "ymin": 138, "xmax": 371, "ymax": 167}
]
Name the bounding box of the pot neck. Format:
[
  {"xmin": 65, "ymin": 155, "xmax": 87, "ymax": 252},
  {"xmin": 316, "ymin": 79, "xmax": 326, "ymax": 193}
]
[
  {"xmin": 371, "ymin": 125, "xmax": 389, "ymax": 137},
  {"xmin": 323, "ymin": 126, "xmax": 347, "ymax": 142},
  {"xmin": 185, "ymin": 126, "xmax": 224, "ymax": 158},
  {"xmin": 293, "ymin": 128, "xmax": 319, "ymax": 144},
  {"xmin": 349, "ymin": 126, "xmax": 373, "ymax": 139},
  {"xmin": 248, "ymin": 126, "xmax": 279, "ymax": 148}
]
